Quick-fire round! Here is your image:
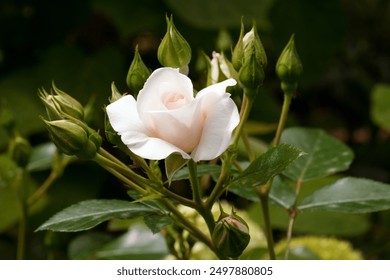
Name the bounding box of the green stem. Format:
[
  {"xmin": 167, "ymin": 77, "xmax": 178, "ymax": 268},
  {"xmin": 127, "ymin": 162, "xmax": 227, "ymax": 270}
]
[
  {"xmin": 258, "ymin": 92, "xmax": 293, "ymax": 260},
  {"xmin": 188, "ymin": 159, "xmax": 215, "ymax": 234},
  {"xmin": 257, "ymin": 187, "xmax": 276, "ymax": 260},
  {"xmin": 97, "ymin": 159, "xmax": 147, "ymax": 195},
  {"xmin": 28, "ymin": 170, "xmax": 58, "ymax": 206},
  {"xmin": 242, "ymin": 130, "xmax": 255, "ymax": 162},
  {"xmin": 161, "ymin": 188, "xmax": 196, "ymax": 208},
  {"xmin": 285, "ymin": 179, "xmax": 302, "ymax": 259},
  {"xmin": 95, "ymin": 151, "xmax": 150, "ymax": 188},
  {"xmin": 160, "ymin": 198, "xmax": 214, "ymax": 252},
  {"xmin": 101, "ymin": 147, "xmax": 158, "ymax": 182},
  {"xmin": 273, "ymin": 93, "xmax": 292, "ymax": 147}
]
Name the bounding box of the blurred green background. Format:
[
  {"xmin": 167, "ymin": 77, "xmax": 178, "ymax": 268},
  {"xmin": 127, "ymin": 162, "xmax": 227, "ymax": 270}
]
[{"xmin": 0, "ymin": 0, "xmax": 389, "ymax": 259}]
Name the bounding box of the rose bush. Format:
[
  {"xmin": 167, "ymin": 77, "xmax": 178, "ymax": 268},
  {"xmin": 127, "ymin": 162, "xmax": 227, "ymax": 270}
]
[{"xmin": 106, "ymin": 67, "xmax": 239, "ymax": 161}]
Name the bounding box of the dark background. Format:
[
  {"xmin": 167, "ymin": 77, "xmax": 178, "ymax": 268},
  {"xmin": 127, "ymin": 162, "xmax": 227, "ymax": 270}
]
[{"xmin": 0, "ymin": 0, "xmax": 389, "ymax": 259}]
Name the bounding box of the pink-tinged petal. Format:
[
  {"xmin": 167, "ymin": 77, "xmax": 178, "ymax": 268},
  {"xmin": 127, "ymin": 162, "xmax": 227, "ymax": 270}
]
[
  {"xmin": 120, "ymin": 130, "xmax": 191, "ymax": 160},
  {"xmin": 146, "ymin": 100, "xmax": 203, "ymax": 153},
  {"xmin": 106, "ymin": 95, "xmax": 144, "ymax": 133},
  {"xmin": 191, "ymin": 80, "xmax": 239, "ymax": 161},
  {"xmin": 137, "ymin": 67, "xmax": 194, "ymax": 113},
  {"xmin": 106, "ymin": 95, "xmax": 191, "ymax": 160}
]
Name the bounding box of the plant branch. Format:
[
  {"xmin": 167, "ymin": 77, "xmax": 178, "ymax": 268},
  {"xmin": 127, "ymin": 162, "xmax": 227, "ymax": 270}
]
[{"xmin": 188, "ymin": 159, "xmax": 215, "ymax": 234}]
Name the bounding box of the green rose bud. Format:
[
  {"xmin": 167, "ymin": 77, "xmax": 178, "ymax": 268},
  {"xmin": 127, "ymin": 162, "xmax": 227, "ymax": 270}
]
[
  {"xmin": 212, "ymin": 209, "xmax": 250, "ymax": 258},
  {"xmin": 42, "ymin": 119, "xmax": 88, "ymax": 156},
  {"xmin": 276, "ymin": 34, "xmax": 303, "ymax": 94},
  {"xmin": 232, "ymin": 18, "xmax": 245, "ymax": 71},
  {"xmin": 39, "ymin": 83, "xmax": 84, "ymax": 121},
  {"xmin": 8, "ymin": 136, "xmax": 31, "ymax": 168},
  {"xmin": 234, "ymin": 21, "xmax": 267, "ymax": 96},
  {"xmin": 238, "ymin": 49, "xmax": 265, "ymax": 93},
  {"xmin": 157, "ymin": 15, "xmax": 191, "ymax": 70},
  {"xmin": 126, "ymin": 45, "xmax": 151, "ymax": 95}
]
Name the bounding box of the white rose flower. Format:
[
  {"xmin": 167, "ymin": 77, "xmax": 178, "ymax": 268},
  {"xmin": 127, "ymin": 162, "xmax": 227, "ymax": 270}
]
[{"xmin": 106, "ymin": 67, "xmax": 239, "ymax": 161}]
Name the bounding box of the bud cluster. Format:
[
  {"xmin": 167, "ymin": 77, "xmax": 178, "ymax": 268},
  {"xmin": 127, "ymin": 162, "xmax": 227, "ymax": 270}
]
[{"xmin": 39, "ymin": 84, "xmax": 101, "ymax": 159}]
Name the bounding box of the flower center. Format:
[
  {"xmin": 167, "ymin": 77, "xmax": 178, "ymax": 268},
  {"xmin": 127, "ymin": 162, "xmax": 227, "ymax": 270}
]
[{"xmin": 162, "ymin": 92, "xmax": 187, "ymax": 110}]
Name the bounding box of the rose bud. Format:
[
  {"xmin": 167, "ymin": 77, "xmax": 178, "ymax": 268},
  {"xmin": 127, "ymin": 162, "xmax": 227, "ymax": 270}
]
[
  {"xmin": 212, "ymin": 209, "xmax": 250, "ymax": 258},
  {"xmin": 42, "ymin": 119, "xmax": 88, "ymax": 156},
  {"xmin": 276, "ymin": 34, "xmax": 303, "ymax": 94},
  {"xmin": 157, "ymin": 15, "xmax": 191, "ymax": 72},
  {"xmin": 39, "ymin": 83, "xmax": 84, "ymax": 121},
  {"xmin": 126, "ymin": 45, "xmax": 151, "ymax": 96},
  {"xmin": 8, "ymin": 136, "xmax": 31, "ymax": 168}
]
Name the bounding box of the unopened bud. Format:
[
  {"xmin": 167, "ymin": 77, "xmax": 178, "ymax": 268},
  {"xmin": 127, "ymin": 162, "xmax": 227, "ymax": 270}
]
[
  {"xmin": 276, "ymin": 34, "xmax": 303, "ymax": 94},
  {"xmin": 235, "ymin": 21, "xmax": 267, "ymax": 95},
  {"xmin": 39, "ymin": 83, "xmax": 84, "ymax": 120},
  {"xmin": 242, "ymin": 22, "xmax": 267, "ymax": 69},
  {"xmin": 157, "ymin": 15, "xmax": 191, "ymax": 69},
  {"xmin": 9, "ymin": 136, "xmax": 31, "ymax": 168},
  {"xmin": 212, "ymin": 209, "xmax": 250, "ymax": 258},
  {"xmin": 232, "ymin": 18, "xmax": 245, "ymax": 71},
  {"xmin": 126, "ymin": 45, "xmax": 151, "ymax": 95},
  {"xmin": 43, "ymin": 119, "xmax": 88, "ymax": 156}
]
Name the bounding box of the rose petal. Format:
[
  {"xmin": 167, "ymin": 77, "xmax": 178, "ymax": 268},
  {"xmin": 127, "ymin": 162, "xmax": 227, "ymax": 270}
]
[
  {"xmin": 106, "ymin": 95, "xmax": 191, "ymax": 160},
  {"xmin": 137, "ymin": 67, "xmax": 194, "ymax": 114},
  {"xmin": 191, "ymin": 79, "xmax": 239, "ymax": 161},
  {"xmin": 120, "ymin": 130, "xmax": 191, "ymax": 160},
  {"xmin": 106, "ymin": 95, "xmax": 144, "ymax": 133},
  {"xmin": 146, "ymin": 100, "xmax": 203, "ymax": 153}
]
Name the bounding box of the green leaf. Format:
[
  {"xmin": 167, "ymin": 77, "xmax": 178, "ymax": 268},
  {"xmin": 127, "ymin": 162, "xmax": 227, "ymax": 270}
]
[
  {"xmin": 172, "ymin": 164, "xmax": 222, "ymax": 182},
  {"xmin": 371, "ymin": 83, "xmax": 390, "ymax": 131},
  {"xmin": 144, "ymin": 215, "xmax": 173, "ymax": 234},
  {"xmin": 229, "ymin": 144, "xmax": 302, "ymax": 201},
  {"xmin": 269, "ymin": 176, "xmax": 296, "ymax": 209},
  {"xmin": 281, "ymin": 127, "xmax": 354, "ymax": 182},
  {"xmin": 37, "ymin": 199, "xmax": 159, "ymax": 232},
  {"xmin": 95, "ymin": 223, "xmax": 169, "ymax": 259},
  {"xmin": 299, "ymin": 177, "xmax": 390, "ymax": 213},
  {"xmin": 165, "ymin": 153, "xmax": 188, "ymax": 185}
]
